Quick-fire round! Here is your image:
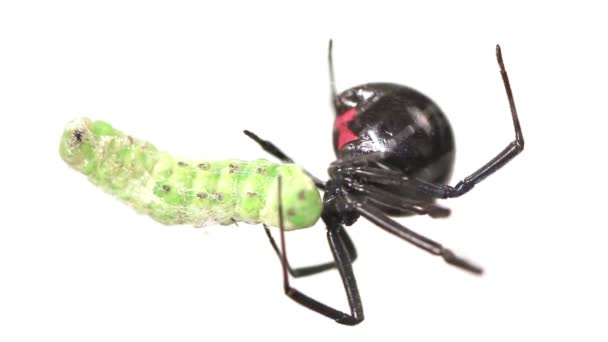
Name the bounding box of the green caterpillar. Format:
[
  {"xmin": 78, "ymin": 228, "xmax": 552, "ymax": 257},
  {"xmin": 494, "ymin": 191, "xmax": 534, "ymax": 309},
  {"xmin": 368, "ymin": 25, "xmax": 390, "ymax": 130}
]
[{"xmin": 59, "ymin": 118, "xmax": 322, "ymax": 230}]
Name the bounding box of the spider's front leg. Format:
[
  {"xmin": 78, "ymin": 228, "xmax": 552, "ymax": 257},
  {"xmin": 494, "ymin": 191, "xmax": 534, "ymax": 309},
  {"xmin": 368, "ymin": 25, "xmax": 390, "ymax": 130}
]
[
  {"xmin": 244, "ymin": 130, "xmax": 326, "ymax": 190},
  {"xmin": 331, "ymin": 45, "xmax": 524, "ymax": 201},
  {"xmin": 263, "ymin": 224, "xmax": 357, "ymax": 278},
  {"xmin": 271, "ymin": 177, "xmax": 364, "ymax": 325}
]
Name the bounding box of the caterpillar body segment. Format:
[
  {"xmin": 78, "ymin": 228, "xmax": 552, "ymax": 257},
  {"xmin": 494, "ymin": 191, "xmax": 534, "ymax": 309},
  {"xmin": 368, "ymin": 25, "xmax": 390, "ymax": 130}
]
[{"xmin": 59, "ymin": 118, "xmax": 322, "ymax": 230}]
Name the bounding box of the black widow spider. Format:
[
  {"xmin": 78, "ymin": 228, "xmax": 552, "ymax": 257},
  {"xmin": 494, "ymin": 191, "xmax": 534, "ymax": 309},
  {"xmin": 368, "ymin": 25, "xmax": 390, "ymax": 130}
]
[{"xmin": 244, "ymin": 40, "xmax": 524, "ymax": 325}]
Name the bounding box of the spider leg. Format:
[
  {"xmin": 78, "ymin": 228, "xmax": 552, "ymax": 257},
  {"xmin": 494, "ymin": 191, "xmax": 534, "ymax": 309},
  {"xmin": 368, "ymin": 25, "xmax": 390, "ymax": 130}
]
[
  {"xmin": 328, "ymin": 39, "xmax": 339, "ymax": 111},
  {"xmin": 347, "ymin": 180, "xmax": 451, "ymax": 218},
  {"xmin": 243, "ymin": 130, "xmax": 294, "ymax": 163},
  {"xmin": 274, "ymin": 177, "xmax": 364, "ymax": 325},
  {"xmin": 243, "ymin": 130, "xmax": 326, "ymax": 190},
  {"xmin": 263, "ymin": 224, "xmax": 357, "ymax": 278},
  {"xmin": 277, "ymin": 222, "xmax": 364, "ymax": 325},
  {"xmin": 437, "ymin": 45, "xmax": 524, "ymax": 197},
  {"xmin": 328, "ymin": 40, "xmax": 381, "ymax": 117},
  {"xmin": 346, "ymin": 194, "xmax": 482, "ymax": 274},
  {"xmin": 421, "ymin": 44, "xmax": 523, "ymax": 197}
]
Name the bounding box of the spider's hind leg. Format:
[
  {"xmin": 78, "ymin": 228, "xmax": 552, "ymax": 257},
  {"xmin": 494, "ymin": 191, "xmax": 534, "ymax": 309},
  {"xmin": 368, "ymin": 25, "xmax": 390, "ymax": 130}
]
[{"xmin": 345, "ymin": 194, "xmax": 482, "ymax": 274}]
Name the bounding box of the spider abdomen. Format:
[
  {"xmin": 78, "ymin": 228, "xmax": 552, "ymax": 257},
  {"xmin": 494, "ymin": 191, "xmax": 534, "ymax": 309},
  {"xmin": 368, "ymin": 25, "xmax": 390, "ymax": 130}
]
[{"xmin": 333, "ymin": 83, "xmax": 455, "ymax": 184}]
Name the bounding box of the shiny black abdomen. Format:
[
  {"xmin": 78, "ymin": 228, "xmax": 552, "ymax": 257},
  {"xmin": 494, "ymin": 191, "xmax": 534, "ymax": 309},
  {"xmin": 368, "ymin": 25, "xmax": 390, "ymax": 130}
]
[{"xmin": 333, "ymin": 83, "xmax": 455, "ymax": 185}]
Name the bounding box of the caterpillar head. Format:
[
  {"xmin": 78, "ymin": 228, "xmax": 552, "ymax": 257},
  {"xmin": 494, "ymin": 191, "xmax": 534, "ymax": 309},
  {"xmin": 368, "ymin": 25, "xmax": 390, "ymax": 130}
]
[
  {"xmin": 59, "ymin": 117, "xmax": 119, "ymax": 174},
  {"xmin": 262, "ymin": 165, "xmax": 323, "ymax": 231}
]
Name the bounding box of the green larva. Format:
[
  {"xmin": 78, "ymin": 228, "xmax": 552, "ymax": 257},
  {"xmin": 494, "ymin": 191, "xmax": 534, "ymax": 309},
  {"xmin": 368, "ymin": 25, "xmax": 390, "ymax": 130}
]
[{"xmin": 59, "ymin": 118, "xmax": 322, "ymax": 230}]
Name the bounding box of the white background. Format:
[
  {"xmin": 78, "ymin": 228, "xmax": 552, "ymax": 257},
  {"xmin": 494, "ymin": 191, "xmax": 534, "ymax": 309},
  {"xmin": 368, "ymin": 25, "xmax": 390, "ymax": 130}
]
[{"xmin": 1, "ymin": 1, "xmax": 606, "ymax": 341}]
